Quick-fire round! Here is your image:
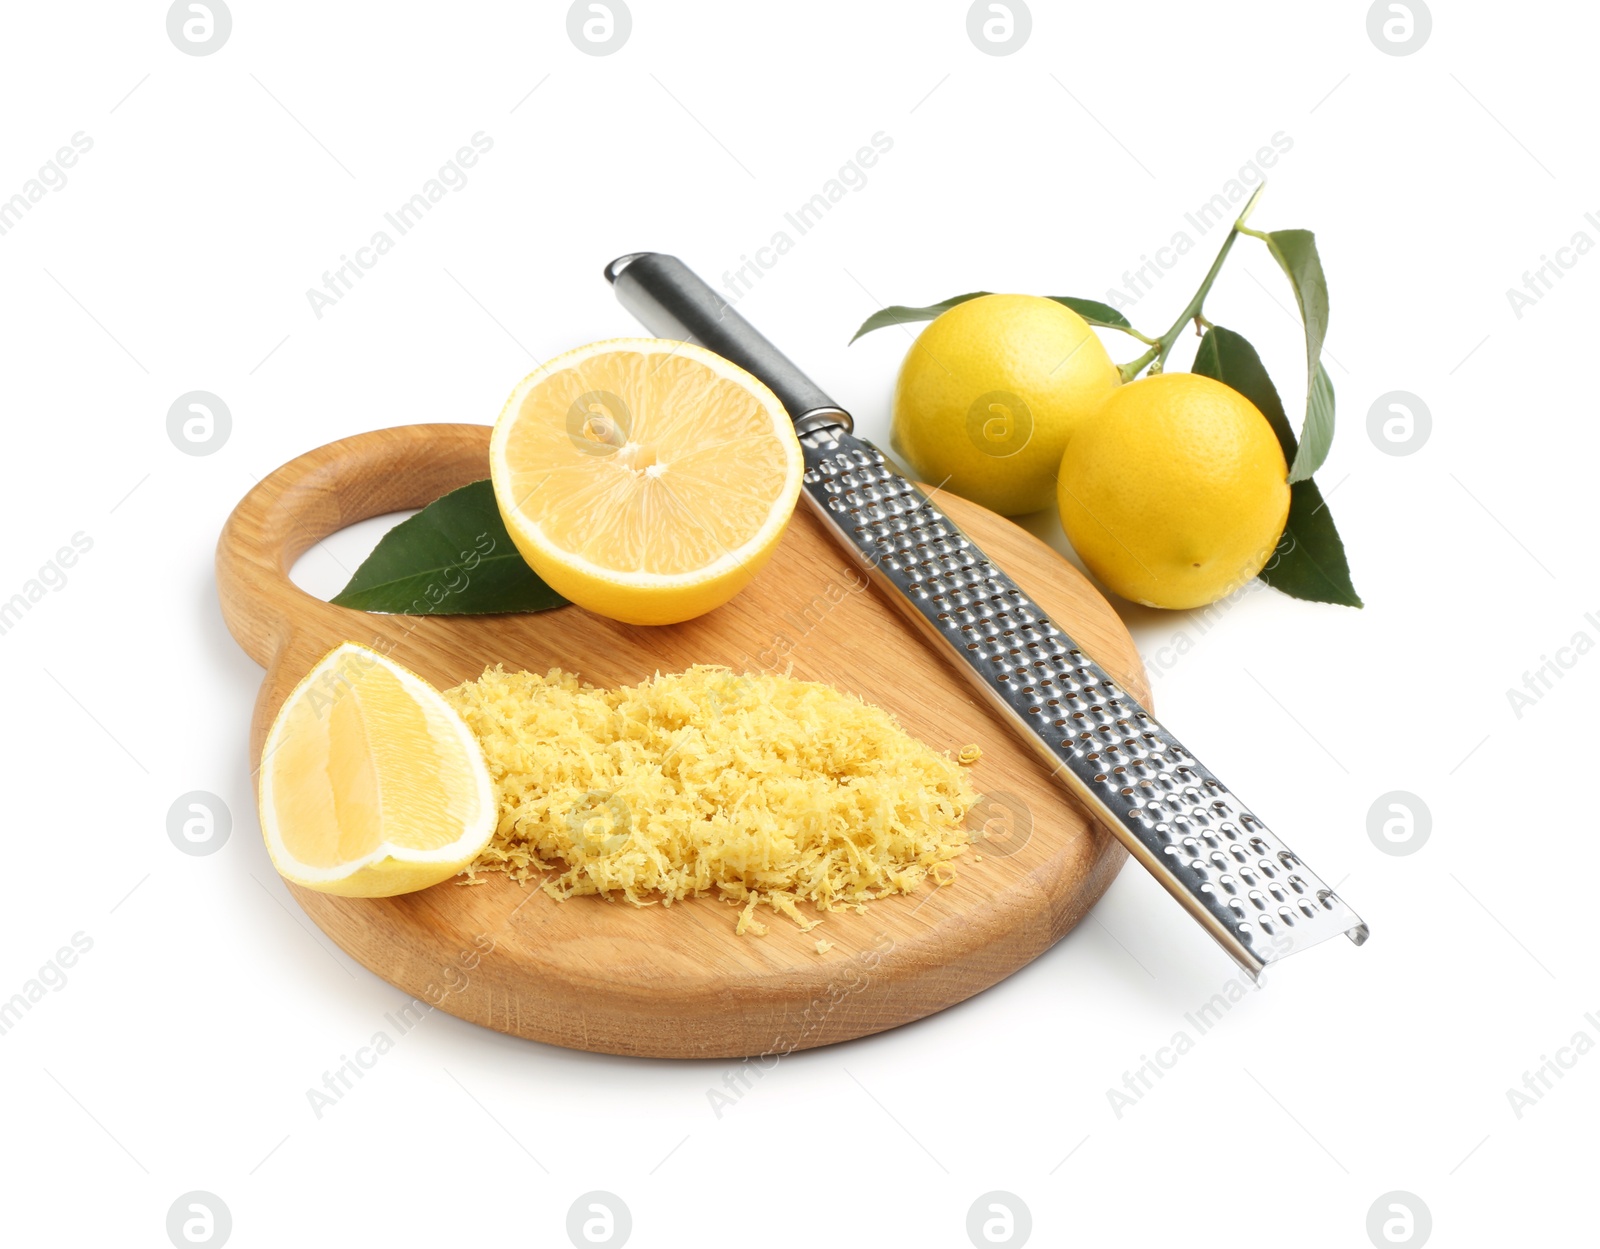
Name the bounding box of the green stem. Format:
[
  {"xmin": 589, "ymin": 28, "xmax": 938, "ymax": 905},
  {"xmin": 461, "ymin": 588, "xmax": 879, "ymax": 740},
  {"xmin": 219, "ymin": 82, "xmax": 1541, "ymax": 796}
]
[
  {"xmin": 1116, "ymin": 183, "xmax": 1268, "ymax": 383},
  {"xmin": 1120, "ymin": 343, "xmax": 1158, "ymax": 382},
  {"xmin": 1116, "ymin": 343, "xmax": 1161, "ymax": 384}
]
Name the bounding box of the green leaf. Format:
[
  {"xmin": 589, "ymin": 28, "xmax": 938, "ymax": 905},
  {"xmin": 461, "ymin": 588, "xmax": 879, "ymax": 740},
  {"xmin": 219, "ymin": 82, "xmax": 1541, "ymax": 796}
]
[
  {"xmin": 1307, "ymin": 357, "xmax": 1335, "ymax": 475},
  {"xmin": 330, "ymin": 479, "xmax": 568, "ymax": 615},
  {"xmin": 849, "ymin": 292, "xmax": 1134, "ymax": 343},
  {"xmin": 1254, "ymin": 228, "xmax": 1333, "ymax": 482},
  {"xmin": 849, "ymin": 292, "xmax": 989, "ymax": 342},
  {"xmin": 1261, "ymin": 478, "xmax": 1363, "ymax": 608},
  {"xmin": 1191, "ymin": 325, "xmax": 1298, "ymax": 459},
  {"xmin": 1046, "ymin": 296, "xmax": 1135, "ymax": 331},
  {"xmin": 1191, "ymin": 326, "xmax": 1361, "ymax": 608}
]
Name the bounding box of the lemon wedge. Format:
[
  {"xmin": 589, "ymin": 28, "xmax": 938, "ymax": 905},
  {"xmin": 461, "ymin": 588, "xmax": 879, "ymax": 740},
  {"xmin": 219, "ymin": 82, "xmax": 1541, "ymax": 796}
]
[
  {"xmin": 258, "ymin": 643, "xmax": 495, "ymax": 897},
  {"xmin": 489, "ymin": 338, "xmax": 804, "ymax": 625}
]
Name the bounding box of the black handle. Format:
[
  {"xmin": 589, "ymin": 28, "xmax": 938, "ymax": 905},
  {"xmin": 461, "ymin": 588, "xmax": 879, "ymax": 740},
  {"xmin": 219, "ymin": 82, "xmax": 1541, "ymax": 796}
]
[{"xmin": 605, "ymin": 252, "xmax": 849, "ymax": 430}]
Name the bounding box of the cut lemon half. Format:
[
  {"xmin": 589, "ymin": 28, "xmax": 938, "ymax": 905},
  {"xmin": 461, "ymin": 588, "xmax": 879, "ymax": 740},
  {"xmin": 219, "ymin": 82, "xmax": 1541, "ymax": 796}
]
[
  {"xmin": 258, "ymin": 643, "xmax": 496, "ymax": 897},
  {"xmin": 489, "ymin": 338, "xmax": 804, "ymax": 625}
]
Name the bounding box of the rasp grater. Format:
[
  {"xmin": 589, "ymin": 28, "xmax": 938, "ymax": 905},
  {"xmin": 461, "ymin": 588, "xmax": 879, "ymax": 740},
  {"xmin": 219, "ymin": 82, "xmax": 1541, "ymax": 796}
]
[{"xmin": 606, "ymin": 252, "xmax": 1368, "ymax": 980}]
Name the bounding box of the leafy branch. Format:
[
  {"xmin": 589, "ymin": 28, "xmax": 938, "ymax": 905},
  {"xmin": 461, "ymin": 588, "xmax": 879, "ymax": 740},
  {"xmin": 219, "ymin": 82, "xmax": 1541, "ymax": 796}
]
[{"xmin": 849, "ymin": 180, "xmax": 1357, "ymax": 607}]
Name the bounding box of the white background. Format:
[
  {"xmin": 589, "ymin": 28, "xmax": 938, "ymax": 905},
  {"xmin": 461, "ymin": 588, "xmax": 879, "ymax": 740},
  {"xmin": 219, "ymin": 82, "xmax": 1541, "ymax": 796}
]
[{"xmin": 1, "ymin": 1, "xmax": 1593, "ymax": 1245}]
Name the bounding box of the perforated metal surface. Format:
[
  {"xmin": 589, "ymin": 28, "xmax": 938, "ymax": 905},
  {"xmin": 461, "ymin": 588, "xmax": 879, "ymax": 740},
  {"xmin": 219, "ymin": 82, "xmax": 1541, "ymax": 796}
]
[{"xmin": 799, "ymin": 425, "xmax": 1368, "ymax": 977}]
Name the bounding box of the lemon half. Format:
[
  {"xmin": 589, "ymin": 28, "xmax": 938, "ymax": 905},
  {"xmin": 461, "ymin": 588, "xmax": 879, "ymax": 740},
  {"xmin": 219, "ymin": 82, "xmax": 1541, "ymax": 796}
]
[{"xmin": 489, "ymin": 338, "xmax": 804, "ymax": 625}]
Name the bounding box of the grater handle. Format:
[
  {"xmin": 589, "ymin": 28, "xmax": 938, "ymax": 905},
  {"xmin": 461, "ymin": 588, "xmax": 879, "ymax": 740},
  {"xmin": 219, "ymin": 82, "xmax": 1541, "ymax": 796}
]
[{"xmin": 605, "ymin": 252, "xmax": 853, "ymax": 436}]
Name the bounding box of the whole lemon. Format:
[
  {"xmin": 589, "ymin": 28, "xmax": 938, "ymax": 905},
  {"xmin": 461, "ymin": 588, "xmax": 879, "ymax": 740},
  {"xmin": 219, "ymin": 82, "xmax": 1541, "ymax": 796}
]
[
  {"xmin": 891, "ymin": 295, "xmax": 1120, "ymax": 515},
  {"xmin": 1056, "ymin": 372, "xmax": 1290, "ymax": 609}
]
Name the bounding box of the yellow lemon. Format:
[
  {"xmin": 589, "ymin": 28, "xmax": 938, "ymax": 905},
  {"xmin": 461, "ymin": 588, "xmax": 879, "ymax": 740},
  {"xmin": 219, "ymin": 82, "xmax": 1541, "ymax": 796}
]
[
  {"xmin": 258, "ymin": 643, "xmax": 496, "ymax": 897},
  {"xmin": 490, "ymin": 339, "xmax": 803, "ymax": 626},
  {"xmin": 1056, "ymin": 372, "xmax": 1290, "ymax": 609},
  {"xmin": 890, "ymin": 295, "xmax": 1120, "ymax": 515}
]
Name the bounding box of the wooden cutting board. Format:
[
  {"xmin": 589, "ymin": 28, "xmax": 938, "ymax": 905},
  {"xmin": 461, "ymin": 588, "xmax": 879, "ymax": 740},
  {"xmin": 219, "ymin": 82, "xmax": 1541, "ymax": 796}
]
[{"xmin": 216, "ymin": 423, "xmax": 1150, "ymax": 1059}]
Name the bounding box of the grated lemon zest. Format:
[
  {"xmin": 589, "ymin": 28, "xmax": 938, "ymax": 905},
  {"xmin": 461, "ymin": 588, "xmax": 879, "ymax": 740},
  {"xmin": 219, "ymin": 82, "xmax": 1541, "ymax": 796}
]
[{"xmin": 444, "ymin": 665, "xmax": 975, "ymax": 933}]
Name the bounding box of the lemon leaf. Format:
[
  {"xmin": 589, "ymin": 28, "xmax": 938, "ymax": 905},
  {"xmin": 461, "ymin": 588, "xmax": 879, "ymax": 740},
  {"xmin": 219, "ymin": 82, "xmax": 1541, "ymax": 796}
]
[
  {"xmin": 331, "ymin": 480, "xmax": 568, "ymax": 615},
  {"xmin": 1192, "ymin": 325, "xmax": 1298, "ymax": 459},
  {"xmin": 849, "ymin": 292, "xmax": 1134, "ymax": 342},
  {"xmin": 1263, "ymin": 478, "xmax": 1364, "ymax": 608},
  {"xmin": 1253, "ymin": 228, "xmax": 1334, "ymax": 482},
  {"xmin": 849, "ymin": 291, "xmax": 988, "ymax": 341},
  {"xmin": 1048, "ymin": 296, "xmax": 1136, "ymax": 331},
  {"xmin": 1192, "ymin": 326, "xmax": 1361, "ymax": 608}
]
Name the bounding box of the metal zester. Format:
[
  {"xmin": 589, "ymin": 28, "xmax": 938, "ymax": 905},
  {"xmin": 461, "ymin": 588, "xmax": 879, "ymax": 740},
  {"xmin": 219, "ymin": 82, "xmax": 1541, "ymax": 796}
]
[{"xmin": 605, "ymin": 252, "xmax": 1368, "ymax": 980}]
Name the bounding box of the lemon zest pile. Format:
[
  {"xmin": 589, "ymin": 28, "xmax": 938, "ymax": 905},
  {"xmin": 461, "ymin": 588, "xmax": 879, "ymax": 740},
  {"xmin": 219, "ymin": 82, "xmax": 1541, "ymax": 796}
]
[{"xmin": 443, "ymin": 665, "xmax": 976, "ymax": 932}]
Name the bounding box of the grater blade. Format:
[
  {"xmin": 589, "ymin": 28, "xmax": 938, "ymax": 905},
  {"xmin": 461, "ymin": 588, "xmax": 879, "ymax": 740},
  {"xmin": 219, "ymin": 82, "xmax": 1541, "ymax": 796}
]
[
  {"xmin": 793, "ymin": 424, "xmax": 1367, "ymax": 979},
  {"xmin": 606, "ymin": 252, "xmax": 1368, "ymax": 979}
]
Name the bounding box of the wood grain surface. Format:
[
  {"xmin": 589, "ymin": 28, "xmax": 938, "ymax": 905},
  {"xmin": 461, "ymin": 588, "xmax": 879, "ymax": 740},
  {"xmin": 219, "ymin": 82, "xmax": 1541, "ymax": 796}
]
[{"xmin": 216, "ymin": 423, "xmax": 1152, "ymax": 1058}]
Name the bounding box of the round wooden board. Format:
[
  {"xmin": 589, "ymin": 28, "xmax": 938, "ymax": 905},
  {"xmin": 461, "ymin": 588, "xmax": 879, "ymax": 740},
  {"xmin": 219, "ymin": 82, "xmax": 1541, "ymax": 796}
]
[{"xmin": 216, "ymin": 424, "xmax": 1151, "ymax": 1058}]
